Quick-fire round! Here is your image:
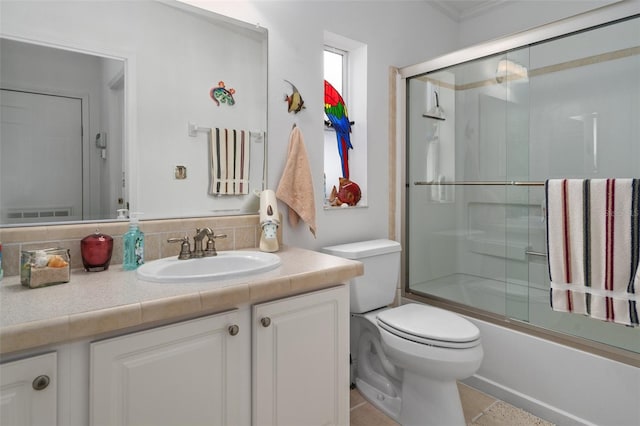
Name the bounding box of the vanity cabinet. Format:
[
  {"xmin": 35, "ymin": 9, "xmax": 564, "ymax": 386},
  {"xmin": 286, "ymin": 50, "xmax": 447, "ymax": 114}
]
[
  {"xmin": 2, "ymin": 284, "xmax": 350, "ymax": 426},
  {"xmin": 89, "ymin": 310, "xmax": 251, "ymax": 426},
  {"xmin": 0, "ymin": 352, "xmax": 58, "ymax": 426},
  {"xmin": 253, "ymin": 285, "xmax": 349, "ymax": 426}
]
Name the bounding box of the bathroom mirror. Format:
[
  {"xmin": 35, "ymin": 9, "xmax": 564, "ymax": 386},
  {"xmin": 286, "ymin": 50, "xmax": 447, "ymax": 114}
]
[{"xmin": 0, "ymin": 0, "xmax": 268, "ymax": 226}]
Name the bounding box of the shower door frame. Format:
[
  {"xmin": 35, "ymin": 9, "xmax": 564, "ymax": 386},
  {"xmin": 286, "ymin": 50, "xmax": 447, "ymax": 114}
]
[{"xmin": 394, "ymin": 3, "xmax": 640, "ymax": 367}]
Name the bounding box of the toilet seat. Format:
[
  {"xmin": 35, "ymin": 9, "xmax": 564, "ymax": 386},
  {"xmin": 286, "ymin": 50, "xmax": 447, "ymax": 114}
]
[{"xmin": 377, "ymin": 304, "xmax": 480, "ymax": 349}]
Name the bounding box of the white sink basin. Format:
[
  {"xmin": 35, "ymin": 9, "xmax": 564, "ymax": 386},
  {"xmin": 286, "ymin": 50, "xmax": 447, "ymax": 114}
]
[{"xmin": 136, "ymin": 251, "xmax": 281, "ymax": 283}]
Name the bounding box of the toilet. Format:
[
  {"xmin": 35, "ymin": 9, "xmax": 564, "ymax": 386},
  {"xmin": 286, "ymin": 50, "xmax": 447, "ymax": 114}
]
[{"xmin": 322, "ymin": 239, "xmax": 483, "ymax": 426}]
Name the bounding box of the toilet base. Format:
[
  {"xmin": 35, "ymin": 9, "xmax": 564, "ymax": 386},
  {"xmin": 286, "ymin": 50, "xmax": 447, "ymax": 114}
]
[
  {"xmin": 357, "ymin": 373, "xmax": 466, "ymax": 426},
  {"xmin": 355, "ymin": 377, "xmax": 401, "ymax": 421},
  {"xmin": 398, "ymin": 373, "xmax": 465, "ymax": 426}
]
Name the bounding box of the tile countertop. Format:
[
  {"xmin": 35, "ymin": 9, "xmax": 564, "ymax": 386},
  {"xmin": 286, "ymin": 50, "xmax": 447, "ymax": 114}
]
[{"xmin": 0, "ymin": 246, "xmax": 363, "ymax": 356}]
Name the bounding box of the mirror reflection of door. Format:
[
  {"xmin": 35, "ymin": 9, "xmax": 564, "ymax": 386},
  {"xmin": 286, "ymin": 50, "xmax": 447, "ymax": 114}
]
[
  {"xmin": 0, "ymin": 89, "xmax": 83, "ymax": 223},
  {"xmin": 0, "ymin": 37, "xmax": 126, "ymax": 225}
]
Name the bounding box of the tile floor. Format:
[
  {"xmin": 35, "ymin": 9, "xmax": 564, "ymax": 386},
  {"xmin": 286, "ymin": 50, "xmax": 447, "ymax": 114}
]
[{"xmin": 350, "ymin": 382, "xmax": 555, "ymax": 426}]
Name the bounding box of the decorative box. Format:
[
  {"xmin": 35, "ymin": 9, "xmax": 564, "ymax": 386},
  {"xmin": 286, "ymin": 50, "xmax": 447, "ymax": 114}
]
[{"xmin": 21, "ymin": 248, "xmax": 71, "ymax": 289}]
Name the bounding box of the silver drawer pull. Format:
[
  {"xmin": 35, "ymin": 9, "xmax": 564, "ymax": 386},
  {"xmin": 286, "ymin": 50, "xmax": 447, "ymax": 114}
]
[
  {"xmin": 32, "ymin": 375, "xmax": 50, "ymax": 391},
  {"xmin": 228, "ymin": 324, "xmax": 240, "ymax": 336},
  {"xmin": 260, "ymin": 317, "xmax": 271, "ymax": 328}
]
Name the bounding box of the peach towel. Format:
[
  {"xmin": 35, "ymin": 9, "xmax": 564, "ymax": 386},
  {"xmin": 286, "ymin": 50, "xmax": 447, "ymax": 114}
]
[{"xmin": 276, "ymin": 126, "xmax": 316, "ymax": 237}]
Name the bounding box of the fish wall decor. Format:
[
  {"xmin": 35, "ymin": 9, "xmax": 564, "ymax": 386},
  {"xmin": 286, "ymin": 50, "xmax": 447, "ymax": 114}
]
[
  {"xmin": 329, "ymin": 177, "xmax": 362, "ymax": 207},
  {"xmin": 284, "ymin": 79, "xmax": 305, "ymax": 113}
]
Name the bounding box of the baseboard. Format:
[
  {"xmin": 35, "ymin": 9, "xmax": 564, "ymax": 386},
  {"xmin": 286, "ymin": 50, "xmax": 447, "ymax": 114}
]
[{"xmin": 463, "ymin": 374, "xmax": 595, "ymax": 426}]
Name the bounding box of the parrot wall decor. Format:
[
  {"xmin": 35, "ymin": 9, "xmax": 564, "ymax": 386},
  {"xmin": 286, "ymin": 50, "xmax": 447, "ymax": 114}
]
[
  {"xmin": 324, "ymin": 79, "xmax": 361, "ymax": 206},
  {"xmin": 324, "ymin": 80, "xmax": 353, "ymax": 179}
]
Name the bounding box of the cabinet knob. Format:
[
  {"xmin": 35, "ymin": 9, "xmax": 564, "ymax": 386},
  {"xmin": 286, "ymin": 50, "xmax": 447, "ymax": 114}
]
[
  {"xmin": 228, "ymin": 324, "xmax": 240, "ymax": 336},
  {"xmin": 32, "ymin": 375, "xmax": 50, "ymax": 391},
  {"xmin": 260, "ymin": 317, "xmax": 271, "ymax": 328}
]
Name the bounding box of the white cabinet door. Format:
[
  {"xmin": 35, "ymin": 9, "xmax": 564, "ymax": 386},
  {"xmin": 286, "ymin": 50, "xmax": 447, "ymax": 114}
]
[
  {"xmin": 0, "ymin": 352, "xmax": 57, "ymax": 426},
  {"xmin": 90, "ymin": 310, "xmax": 250, "ymax": 426},
  {"xmin": 253, "ymin": 285, "xmax": 349, "ymax": 426}
]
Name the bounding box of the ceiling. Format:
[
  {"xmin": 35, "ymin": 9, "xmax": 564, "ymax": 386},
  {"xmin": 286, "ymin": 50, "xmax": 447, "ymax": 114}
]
[{"xmin": 430, "ymin": 0, "xmax": 509, "ymax": 22}]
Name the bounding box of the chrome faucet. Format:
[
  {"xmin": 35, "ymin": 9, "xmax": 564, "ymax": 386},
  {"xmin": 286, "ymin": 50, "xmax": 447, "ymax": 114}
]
[{"xmin": 167, "ymin": 228, "xmax": 228, "ymax": 259}]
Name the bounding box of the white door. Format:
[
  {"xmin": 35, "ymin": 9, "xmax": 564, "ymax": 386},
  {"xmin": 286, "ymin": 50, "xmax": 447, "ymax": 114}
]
[
  {"xmin": 90, "ymin": 310, "xmax": 250, "ymax": 426},
  {"xmin": 0, "ymin": 89, "xmax": 83, "ymax": 223},
  {"xmin": 253, "ymin": 285, "xmax": 350, "ymax": 426},
  {"xmin": 0, "ymin": 352, "xmax": 57, "ymax": 426}
]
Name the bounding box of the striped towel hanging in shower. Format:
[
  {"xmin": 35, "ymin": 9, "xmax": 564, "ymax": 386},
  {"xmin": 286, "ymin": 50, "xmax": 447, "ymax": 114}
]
[
  {"xmin": 209, "ymin": 128, "xmax": 251, "ymax": 195},
  {"xmin": 545, "ymin": 178, "xmax": 640, "ymax": 326}
]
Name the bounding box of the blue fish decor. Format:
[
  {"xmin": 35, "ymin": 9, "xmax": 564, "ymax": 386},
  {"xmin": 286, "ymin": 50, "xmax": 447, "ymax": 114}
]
[{"xmin": 210, "ymin": 81, "xmax": 236, "ymax": 106}]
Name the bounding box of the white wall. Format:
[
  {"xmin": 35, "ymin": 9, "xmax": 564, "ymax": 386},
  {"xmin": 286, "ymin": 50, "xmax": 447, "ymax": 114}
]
[
  {"xmin": 184, "ymin": 0, "xmax": 460, "ymax": 250},
  {"xmin": 457, "ymin": 0, "xmax": 623, "ymax": 48}
]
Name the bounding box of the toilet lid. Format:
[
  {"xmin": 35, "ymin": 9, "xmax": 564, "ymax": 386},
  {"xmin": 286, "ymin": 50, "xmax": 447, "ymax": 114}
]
[{"xmin": 377, "ymin": 304, "xmax": 480, "ymax": 349}]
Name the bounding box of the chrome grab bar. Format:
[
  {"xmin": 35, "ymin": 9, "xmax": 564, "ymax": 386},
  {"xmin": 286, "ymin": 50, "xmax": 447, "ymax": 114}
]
[
  {"xmin": 525, "ymin": 250, "xmax": 547, "ymax": 257},
  {"xmin": 414, "ymin": 181, "xmax": 545, "ymax": 186}
]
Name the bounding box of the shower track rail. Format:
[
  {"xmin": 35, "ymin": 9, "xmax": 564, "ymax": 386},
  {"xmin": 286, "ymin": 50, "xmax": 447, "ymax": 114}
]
[{"xmin": 413, "ymin": 181, "xmax": 545, "ymax": 186}]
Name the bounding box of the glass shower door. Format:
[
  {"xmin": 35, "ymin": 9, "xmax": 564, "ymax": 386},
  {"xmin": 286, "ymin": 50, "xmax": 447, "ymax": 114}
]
[
  {"xmin": 406, "ymin": 52, "xmax": 514, "ymax": 317},
  {"xmin": 405, "ymin": 14, "xmax": 640, "ymax": 357}
]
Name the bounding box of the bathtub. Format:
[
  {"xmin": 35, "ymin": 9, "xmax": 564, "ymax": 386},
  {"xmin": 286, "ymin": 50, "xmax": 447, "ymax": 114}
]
[{"xmin": 408, "ymin": 274, "xmax": 640, "ymax": 425}]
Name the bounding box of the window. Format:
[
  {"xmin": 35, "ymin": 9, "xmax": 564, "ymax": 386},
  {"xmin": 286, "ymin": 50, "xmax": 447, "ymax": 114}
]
[
  {"xmin": 324, "ymin": 47, "xmax": 346, "ymax": 102},
  {"xmin": 323, "ymin": 35, "xmax": 367, "ymax": 208},
  {"xmin": 323, "ymin": 46, "xmax": 348, "ymax": 205}
]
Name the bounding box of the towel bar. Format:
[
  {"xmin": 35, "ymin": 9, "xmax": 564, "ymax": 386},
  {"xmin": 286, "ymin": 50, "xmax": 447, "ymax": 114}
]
[{"xmin": 187, "ymin": 121, "xmax": 264, "ymax": 140}]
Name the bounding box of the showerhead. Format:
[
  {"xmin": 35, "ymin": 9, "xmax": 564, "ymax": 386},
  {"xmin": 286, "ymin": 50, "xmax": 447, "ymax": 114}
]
[{"xmin": 423, "ymin": 91, "xmax": 445, "ymax": 121}]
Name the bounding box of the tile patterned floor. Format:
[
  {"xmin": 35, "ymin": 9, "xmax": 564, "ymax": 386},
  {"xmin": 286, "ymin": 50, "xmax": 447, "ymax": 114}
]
[{"xmin": 350, "ymin": 382, "xmax": 555, "ymax": 426}]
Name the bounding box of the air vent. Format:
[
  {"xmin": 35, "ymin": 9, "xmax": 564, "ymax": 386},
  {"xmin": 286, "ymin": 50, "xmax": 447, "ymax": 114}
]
[{"xmin": 6, "ymin": 207, "xmax": 72, "ymax": 221}]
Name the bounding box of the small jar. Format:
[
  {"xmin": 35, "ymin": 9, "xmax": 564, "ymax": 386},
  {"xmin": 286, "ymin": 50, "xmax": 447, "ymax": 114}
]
[{"xmin": 81, "ymin": 230, "xmax": 114, "ymax": 272}]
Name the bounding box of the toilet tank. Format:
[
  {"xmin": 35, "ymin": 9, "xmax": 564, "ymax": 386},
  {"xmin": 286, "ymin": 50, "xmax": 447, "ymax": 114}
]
[{"xmin": 322, "ymin": 239, "xmax": 401, "ymax": 313}]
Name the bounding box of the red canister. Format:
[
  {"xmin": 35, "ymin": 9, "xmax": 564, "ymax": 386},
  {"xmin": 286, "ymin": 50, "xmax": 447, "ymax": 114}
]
[{"xmin": 81, "ymin": 230, "xmax": 113, "ymax": 272}]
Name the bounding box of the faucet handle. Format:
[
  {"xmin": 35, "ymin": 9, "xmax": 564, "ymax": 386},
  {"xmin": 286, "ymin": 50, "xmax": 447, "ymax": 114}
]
[
  {"xmin": 167, "ymin": 236, "xmax": 191, "ymax": 260},
  {"xmin": 203, "ymin": 233, "xmax": 228, "ymax": 257},
  {"xmin": 204, "ymin": 238, "xmax": 217, "ymax": 257}
]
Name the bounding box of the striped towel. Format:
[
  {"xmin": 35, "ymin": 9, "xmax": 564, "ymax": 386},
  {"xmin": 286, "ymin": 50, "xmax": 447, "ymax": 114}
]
[
  {"xmin": 545, "ymin": 179, "xmax": 639, "ymax": 326},
  {"xmin": 209, "ymin": 128, "xmax": 251, "ymax": 195}
]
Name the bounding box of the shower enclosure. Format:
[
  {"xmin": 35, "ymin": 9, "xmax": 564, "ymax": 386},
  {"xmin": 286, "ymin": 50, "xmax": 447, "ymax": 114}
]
[{"xmin": 403, "ymin": 14, "xmax": 639, "ymax": 362}]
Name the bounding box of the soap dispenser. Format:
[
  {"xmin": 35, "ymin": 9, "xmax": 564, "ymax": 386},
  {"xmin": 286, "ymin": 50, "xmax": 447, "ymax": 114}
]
[
  {"xmin": 123, "ymin": 212, "xmax": 144, "ymax": 270},
  {"xmin": 259, "ymin": 190, "xmax": 280, "ymax": 253}
]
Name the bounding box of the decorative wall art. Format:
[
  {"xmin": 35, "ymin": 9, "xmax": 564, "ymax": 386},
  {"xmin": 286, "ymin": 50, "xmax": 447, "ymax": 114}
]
[
  {"xmin": 324, "ymin": 79, "xmax": 361, "ymax": 206},
  {"xmin": 210, "ymin": 81, "xmax": 236, "ymax": 106},
  {"xmin": 284, "ymin": 79, "xmax": 305, "ymax": 113}
]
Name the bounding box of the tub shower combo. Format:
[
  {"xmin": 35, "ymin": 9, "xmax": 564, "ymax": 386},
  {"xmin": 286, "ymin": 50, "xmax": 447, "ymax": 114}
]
[{"xmin": 403, "ymin": 14, "xmax": 639, "ymax": 362}]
